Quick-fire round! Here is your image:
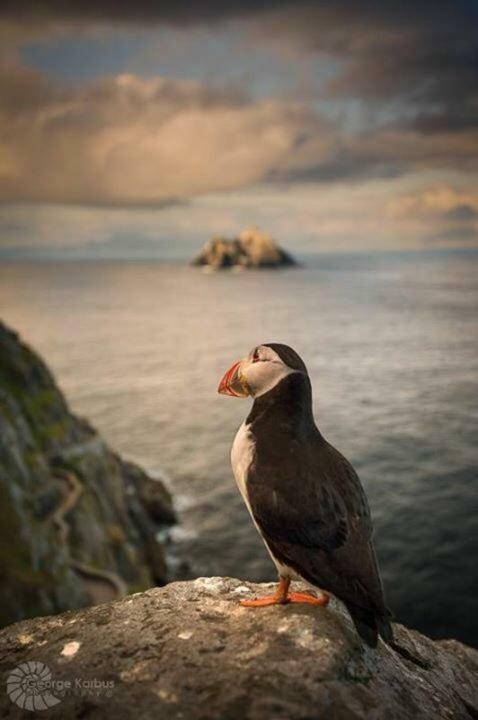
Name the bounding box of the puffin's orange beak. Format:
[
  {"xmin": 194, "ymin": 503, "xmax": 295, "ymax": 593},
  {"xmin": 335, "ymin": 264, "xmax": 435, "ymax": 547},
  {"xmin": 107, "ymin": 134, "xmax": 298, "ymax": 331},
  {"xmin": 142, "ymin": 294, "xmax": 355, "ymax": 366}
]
[{"xmin": 218, "ymin": 360, "xmax": 249, "ymax": 397}]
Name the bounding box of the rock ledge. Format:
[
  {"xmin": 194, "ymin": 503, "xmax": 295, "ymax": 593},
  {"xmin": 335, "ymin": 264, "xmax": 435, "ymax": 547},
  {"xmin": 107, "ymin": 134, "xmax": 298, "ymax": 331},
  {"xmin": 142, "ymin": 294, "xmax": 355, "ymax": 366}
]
[{"xmin": 0, "ymin": 577, "xmax": 477, "ymax": 719}]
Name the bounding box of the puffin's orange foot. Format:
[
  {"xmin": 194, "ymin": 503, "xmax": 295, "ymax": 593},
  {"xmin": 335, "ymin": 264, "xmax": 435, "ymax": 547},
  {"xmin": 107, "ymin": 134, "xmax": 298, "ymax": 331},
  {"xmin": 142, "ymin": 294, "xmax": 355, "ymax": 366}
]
[
  {"xmin": 287, "ymin": 591, "xmax": 330, "ymax": 606},
  {"xmin": 240, "ymin": 595, "xmax": 288, "ymax": 607},
  {"xmin": 240, "ymin": 577, "xmax": 330, "ymax": 608},
  {"xmin": 240, "ymin": 577, "xmax": 290, "ymax": 607}
]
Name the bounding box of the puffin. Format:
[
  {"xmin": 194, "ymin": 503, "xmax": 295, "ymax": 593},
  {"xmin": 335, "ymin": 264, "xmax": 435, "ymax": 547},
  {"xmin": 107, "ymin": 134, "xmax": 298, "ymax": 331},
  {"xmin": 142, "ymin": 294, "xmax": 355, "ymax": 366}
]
[{"xmin": 218, "ymin": 343, "xmax": 393, "ymax": 648}]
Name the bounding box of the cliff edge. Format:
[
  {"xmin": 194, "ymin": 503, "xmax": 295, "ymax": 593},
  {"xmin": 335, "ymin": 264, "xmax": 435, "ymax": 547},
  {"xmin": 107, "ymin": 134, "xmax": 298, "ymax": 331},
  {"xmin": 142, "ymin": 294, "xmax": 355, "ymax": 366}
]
[
  {"xmin": 0, "ymin": 577, "xmax": 476, "ymax": 719},
  {"xmin": 0, "ymin": 321, "xmax": 176, "ymax": 627}
]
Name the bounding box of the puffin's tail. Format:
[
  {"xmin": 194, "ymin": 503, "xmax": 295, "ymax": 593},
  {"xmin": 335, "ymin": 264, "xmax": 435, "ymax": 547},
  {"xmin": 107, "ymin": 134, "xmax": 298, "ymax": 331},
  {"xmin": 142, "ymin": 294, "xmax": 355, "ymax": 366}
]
[
  {"xmin": 345, "ymin": 602, "xmax": 393, "ymax": 648},
  {"xmin": 346, "ymin": 602, "xmax": 431, "ymax": 669}
]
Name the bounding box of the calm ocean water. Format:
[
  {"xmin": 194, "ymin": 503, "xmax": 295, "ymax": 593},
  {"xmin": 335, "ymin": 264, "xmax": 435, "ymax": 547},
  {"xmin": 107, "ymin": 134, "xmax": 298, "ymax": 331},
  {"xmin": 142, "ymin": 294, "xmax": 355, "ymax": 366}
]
[{"xmin": 1, "ymin": 251, "xmax": 477, "ymax": 645}]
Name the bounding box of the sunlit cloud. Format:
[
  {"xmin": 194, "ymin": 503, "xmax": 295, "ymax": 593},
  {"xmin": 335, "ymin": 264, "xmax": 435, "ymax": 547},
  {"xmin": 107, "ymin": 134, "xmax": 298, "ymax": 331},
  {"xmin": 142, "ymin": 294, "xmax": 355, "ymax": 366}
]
[
  {"xmin": 388, "ymin": 187, "xmax": 478, "ymax": 219},
  {"xmin": 0, "ymin": 0, "xmax": 476, "ymax": 253},
  {"xmin": 0, "ymin": 66, "xmax": 338, "ymax": 206}
]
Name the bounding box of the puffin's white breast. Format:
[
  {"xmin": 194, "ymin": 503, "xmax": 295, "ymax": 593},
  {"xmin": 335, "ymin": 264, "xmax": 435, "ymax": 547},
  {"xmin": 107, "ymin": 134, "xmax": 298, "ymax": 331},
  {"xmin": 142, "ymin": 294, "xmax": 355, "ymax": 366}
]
[
  {"xmin": 230, "ymin": 420, "xmax": 296, "ymax": 580},
  {"xmin": 231, "ymin": 420, "xmax": 255, "ymax": 508}
]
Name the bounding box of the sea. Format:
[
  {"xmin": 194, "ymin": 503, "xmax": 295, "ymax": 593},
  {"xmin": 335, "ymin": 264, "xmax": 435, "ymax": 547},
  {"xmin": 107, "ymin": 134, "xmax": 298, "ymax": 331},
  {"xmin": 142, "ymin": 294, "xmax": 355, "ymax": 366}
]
[{"xmin": 1, "ymin": 249, "xmax": 477, "ymax": 646}]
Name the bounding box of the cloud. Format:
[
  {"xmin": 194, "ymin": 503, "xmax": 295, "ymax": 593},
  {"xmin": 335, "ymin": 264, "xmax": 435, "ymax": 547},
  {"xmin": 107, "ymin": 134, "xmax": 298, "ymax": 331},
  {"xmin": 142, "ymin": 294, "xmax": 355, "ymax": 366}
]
[
  {"xmin": 253, "ymin": 2, "xmax": 478, "ymax": 142},
  {"xmin": 0, "ymin": 65, "xmax": 339, "ymax": 206},
  {"xmin": 386, "ymin": 185, "xmax": 478, "ymax": 247},
  {"xmin": 2, "ymin": 175, "xmax": 477, "ymax": 259},
  {"xmin": 0, "ymin": 0, "xmax": 476, "ymax": 255},
  {"xmin": 2, "ymin": 1, "xmax": 477, "ymax": 128},
  {"xmin": 387, "ymin": 186, "xmax": 478, "ymax": 219},
  {"xmin": 1, "ymin": 58, "xmax": 477, "ymax": 208},
  {"xmin": 0, "ymin": 1, "xmax": 290, "ymax": 25},
  {"xmin": 444, "ymin": 205, "xmax": 478, "ymax": 222}
]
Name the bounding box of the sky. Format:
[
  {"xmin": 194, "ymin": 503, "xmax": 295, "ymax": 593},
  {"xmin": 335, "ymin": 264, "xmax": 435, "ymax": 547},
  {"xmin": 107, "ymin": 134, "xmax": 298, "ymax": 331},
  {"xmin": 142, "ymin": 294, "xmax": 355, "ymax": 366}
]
[{"xmin": 0, "ymin": 1, "xmax": 477, "ymax": 258}]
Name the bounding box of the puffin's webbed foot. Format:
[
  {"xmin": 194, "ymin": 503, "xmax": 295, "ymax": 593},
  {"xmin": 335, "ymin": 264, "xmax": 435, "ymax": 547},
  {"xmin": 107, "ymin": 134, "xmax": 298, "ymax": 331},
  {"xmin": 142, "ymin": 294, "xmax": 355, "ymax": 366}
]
[
  {"xmin": 240, "ymin": 577, "xmax": 290, "ymax": 607},
  {"xmin": 240, "ymin": 578, "xmax": 330, "ymax": 608},
  {"xmin": 287, "ymin": 590, "xmax": 330, "ymax": 606},
  {"xmin": 240, "ymin": 595, "xmax": 288, "ymax": 607}
]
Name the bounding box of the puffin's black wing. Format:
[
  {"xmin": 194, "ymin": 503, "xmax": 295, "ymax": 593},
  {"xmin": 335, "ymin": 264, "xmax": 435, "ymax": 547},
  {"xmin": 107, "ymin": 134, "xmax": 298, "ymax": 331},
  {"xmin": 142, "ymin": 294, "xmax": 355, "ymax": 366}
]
[
  {"xmin": 247, "ymin": 438, "xmax": 392, "ymax": 646},
  {"xmin": 250, "ymin": 466, "xmax": 350, "ymax": 551},
  {"xmin": 249, "ymin": 442, "xmax": 366, "ymax": 547}
]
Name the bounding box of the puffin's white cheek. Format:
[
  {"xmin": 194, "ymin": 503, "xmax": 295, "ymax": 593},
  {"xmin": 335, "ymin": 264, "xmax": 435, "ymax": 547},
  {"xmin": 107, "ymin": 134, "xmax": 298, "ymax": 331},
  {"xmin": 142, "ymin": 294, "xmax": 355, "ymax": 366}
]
[
  {"xmin": 248, "ymin": 362, "xmax": 292, "ymax": 397},
  {"xmin": 247, "ymin": 363, "xmax": 271, "ymax": 391},
  {"xmin": 258, "ymin": 363, "xmax": 279, "ymax": 386}
]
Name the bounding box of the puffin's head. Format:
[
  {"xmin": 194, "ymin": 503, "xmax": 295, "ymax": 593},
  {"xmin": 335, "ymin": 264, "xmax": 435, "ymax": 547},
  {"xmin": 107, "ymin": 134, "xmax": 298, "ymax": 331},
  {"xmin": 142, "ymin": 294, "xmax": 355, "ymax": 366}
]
[{"xmin": 218, "ymin": 343, "xmax": 307, "ymax": 399}]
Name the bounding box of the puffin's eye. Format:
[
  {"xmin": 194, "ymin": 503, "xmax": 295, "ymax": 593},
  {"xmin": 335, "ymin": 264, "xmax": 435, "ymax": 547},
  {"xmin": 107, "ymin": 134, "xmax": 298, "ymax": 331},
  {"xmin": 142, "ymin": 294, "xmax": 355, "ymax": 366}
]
[{"xmin": 252, "ymin": 349, "xmax": 261, "ymax": 363}]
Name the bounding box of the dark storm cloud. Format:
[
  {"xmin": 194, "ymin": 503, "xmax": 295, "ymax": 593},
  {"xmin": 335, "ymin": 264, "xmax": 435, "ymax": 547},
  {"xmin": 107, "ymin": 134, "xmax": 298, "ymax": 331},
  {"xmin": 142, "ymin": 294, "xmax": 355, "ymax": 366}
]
[
  {"xmin": 261, "ymin": 2, "xmax": 478, "ymax": 185},
  {"xmin": 255, "ymin": 1, "xmax": 478, "ymax": 136},
  {"xmin": 0, "ymin": 0, "xmax": 291, "ymax": 24},
  {"xmin": 0, "ymin": 0, "xmax": 477, "ymax": 209},
  {"xmin": 3, "ymin": 1, "xmax": 476, "ymax": 133},
  {"xmin": 0, "ymin": 0, "xmax": 474, "ymax": 27}
]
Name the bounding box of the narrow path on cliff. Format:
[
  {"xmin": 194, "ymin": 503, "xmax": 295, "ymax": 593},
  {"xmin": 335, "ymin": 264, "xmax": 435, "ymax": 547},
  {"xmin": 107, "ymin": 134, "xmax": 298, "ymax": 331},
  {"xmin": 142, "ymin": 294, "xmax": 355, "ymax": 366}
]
[{"xmin": 48, "ymin": 469, "xmax": 127, "ymax": 603}]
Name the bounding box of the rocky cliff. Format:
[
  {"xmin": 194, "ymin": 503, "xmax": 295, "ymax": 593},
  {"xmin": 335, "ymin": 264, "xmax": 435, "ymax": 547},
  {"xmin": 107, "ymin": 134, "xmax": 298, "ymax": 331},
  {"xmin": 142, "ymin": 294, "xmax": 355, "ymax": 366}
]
[
  {"xmin": 0, "ymin": 577, "xmax": 476, "ymax": 719},
  {"xmin": 0, "ymin": 321, "xmax": 176, "ymax": 627},
  {"xmin": 192, "ymin": 228, "xmax": 297, "ymax": 269}
]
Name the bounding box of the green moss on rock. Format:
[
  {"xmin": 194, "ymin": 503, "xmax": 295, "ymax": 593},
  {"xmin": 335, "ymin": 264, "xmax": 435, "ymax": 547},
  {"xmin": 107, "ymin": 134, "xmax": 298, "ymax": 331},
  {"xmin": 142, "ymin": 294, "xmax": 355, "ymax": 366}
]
[{"xmin": 0, "ymin": 320, "xmax": 177, "ymax": 626}]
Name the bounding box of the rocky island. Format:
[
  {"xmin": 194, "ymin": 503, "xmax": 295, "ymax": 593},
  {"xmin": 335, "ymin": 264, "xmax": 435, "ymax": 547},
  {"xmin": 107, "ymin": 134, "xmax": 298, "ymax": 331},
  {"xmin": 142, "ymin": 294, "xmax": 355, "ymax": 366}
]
[
  {"xmin": 0, "ymin": 577, "xmax": 477, "ymax": 719},
  {"xmin": 0, "ymin": 321, "xmax": 176, "ymax": 627},
  {"xmin": 192, "ymin": 228, "xmax": 297, "ymax": 269}
]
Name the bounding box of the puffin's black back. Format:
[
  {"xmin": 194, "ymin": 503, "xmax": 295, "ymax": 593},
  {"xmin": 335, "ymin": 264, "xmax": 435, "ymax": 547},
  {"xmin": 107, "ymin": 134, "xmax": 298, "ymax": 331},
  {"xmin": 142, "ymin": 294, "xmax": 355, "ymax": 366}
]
[{"xmin": 245, "ymin": 370, "xmax": 393, "ymax": 648}]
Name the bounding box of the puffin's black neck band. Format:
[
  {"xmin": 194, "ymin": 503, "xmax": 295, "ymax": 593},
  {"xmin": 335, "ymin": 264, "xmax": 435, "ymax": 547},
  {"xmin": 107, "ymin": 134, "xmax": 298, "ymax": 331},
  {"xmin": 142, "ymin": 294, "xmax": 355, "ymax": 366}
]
[{"xmin": 246, "ymin": 372, "xmax": 317, "ymax": 436}]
